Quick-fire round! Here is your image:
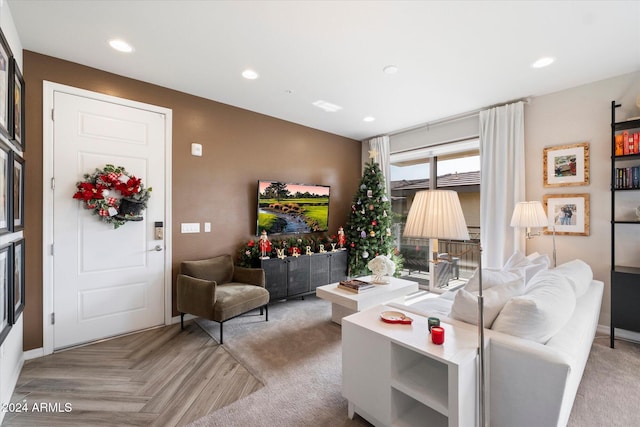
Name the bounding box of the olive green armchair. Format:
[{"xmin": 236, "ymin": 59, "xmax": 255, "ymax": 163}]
[{"xmin": 177, "ymin": 254, "xmax": 269, "ymax": 344}]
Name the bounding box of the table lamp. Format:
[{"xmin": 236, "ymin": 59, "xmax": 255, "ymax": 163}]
[
  {"xmin": 510, "ymin": 201, "xmax": 556, "ymax": 267},
  {"xmin": 403, "ymin": 190, "xmax": 486, "ymax": 425}
]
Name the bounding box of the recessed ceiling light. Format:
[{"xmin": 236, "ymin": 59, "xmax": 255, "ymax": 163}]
[
  {"xmin": 312, "ymin": 100, "xmax": 343, "ymax": 112},
  {"xmin": 383, "ymin": 65, "xmax": 399, "ymax": 74},
  {"xmin": 531, "ymin": 57, "xmax": 555, "ymax": 68},
  {"xmin": 109, "ymin": 39, "xmax": 133, "ymax": 53},
  {"xmin": 363, "ymin": 116, "xmax": 375, "ymax": 122},
  {"xmin": 242, "ymin": 69, "xmax": 259, "ymax": 80}
]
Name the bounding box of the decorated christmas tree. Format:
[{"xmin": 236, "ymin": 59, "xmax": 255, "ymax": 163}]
[{"xmin": 346, "ymin": 156, "xmax": 397, "ymax": 276}]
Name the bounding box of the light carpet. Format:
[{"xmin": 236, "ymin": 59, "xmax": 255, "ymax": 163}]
[
  {"xmin": 190, "ymin": 295, "xmax": 640, "ymax": 427},
  {"xmin": 191, "ymin": 296, "xmax": 369, "ymax": 427},
  {"xmin": 568, "ymin": 336, "xmax": 640, "ymax": 426}
]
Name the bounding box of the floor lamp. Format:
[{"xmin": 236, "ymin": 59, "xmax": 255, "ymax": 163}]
[
  {"xmin": 510, "ymin": 201, "xmax": 555, "ymax": 266},
  {"xmin": 403, "ymin": 190, "xmax": 486, "ymax": 426}
]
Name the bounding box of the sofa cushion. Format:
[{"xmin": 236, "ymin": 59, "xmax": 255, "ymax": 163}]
[
  {"xmin": 491, "ymin": 270, "xmax": 576, "ymax": 343},
  {"xmin": 552, "ymin": 259, "xmax": 593, "ymax": 298},
  {"xmin": 451, "ymin": 275, "xmax": 524, "ymax": 327},
  {"xmin": 464, "ymin": 268, "xmax": 524, "ymax": 292},
  {"xmin": 504, "ymin": 251, "xmax": 550, "ymax": 284},
  {"xmin": 525, "ymin": 251, "xmax": 551, "ymax": 264},
  {"xmin": 180, "ymin": 254, "xmax": 234, "ymax": 284}
]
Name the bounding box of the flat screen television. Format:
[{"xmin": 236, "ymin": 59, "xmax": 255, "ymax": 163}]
[{"xmin": 257, "ymin": 180, "xmax": 330, "ymax": 235}]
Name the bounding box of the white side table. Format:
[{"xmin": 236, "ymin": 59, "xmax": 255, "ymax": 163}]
[
  {"xmin": 315, "ymin": 276, "xmax": 419, "ymax": 324},
  {"xmin": 342, "ymin": 304, "xmax": 478, "ymax": 427}
]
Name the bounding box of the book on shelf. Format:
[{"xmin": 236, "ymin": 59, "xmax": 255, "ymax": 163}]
[
  {"xmin": 615, "ymin": 166, "xmax": 640, "ymax": 189},
  {"xmin": 614, "ymin": 131, "xmax": 640, "ymax": 157},
  {"xmin": 338, "ymin": 279, "xmax": 375, "ymax": 293},
  {"xmin": 616, "ymin": 134, "xmax": 624, "ymax": 156}
]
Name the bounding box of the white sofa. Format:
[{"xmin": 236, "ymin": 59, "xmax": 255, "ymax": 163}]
[{"xmin": 388, "ymin": 257, "xmax": 603, "ymax": 427}]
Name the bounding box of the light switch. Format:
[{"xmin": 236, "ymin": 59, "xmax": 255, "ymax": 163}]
[
  {"xmin": 204, "ymin": 222, "xmax": 211, "ymax": 232},
  {"xmin": 181, "ymin": 223, "xmax": 200, "ymax": 233},
  {"xmin": 191, "ymin": 143, "xmax": 203, "ymax": 157}
]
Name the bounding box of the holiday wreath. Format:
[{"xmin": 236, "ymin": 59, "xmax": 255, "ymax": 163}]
[{"xmin": 73, "ymin": 164, "xmax": 152, "ymax": 228}]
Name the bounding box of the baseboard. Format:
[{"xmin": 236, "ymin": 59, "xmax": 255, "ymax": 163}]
[
  {"xmin": 171, "ymin": 313, "xmax": 197, "ymax": 325},
  {"xmin": 596, "ymin": 324, "xmax": 640, "ymax": 344},
  {"xmin": 24, "ymin": 347, "xmax": 45, "ymax": 360}
]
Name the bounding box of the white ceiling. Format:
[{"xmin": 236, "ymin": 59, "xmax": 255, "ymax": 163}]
[{"xmin": 7, "ymin": 0, "xmax": 640, "ymax": 141}]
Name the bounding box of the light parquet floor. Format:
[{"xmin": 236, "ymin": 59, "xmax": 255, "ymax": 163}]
[{"xmin": 2, "ymin": 322, "xmax": 263, "ymax": 426}]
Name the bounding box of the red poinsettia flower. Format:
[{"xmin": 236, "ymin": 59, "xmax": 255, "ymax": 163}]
[
  {"xmin": 116, "ymin": 176, "xmax": 142, "ymax": 197},
  {"xmin": 247, "ymin": 240, "xmax": 255, "ymax": 247},
  {"xmin": 73, "ymin": 182, "xmax": 105, "ymax": 201}
]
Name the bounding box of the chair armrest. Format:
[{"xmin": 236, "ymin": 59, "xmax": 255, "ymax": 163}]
[
  {"xmin": 176, "ymin": 274, "xmax": 217, "ymax": 316},
  {"xmin": 233, "ymin": 266, "xmax": 266, "ymax": 287}
]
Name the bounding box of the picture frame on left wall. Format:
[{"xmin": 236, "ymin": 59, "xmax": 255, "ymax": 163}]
[
  {"xmin": 10, "ymin": 57, "xmax": 24, "ymax": 151},
  {"xmin": 0, "ymin": 28, "xmax": 13, "ymax": 141},
  {"xmin": 0, "ymin": 139, "xmax": 10, "ymax": 235},
  {"xmin": 12, "ymin": 152, "xmax": 24, "ymax": 231},
  {"xmin": 12, "ymin": 238, "xmax": 24, "ymax": 323},
  {"xmin": 0, "ymin": 243, "xmax": 12, "ymax": 345}
]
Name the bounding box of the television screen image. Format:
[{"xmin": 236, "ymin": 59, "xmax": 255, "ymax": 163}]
[{"xmin": 257, "ymin": 180, "xmax": 330, "ymax": 235}]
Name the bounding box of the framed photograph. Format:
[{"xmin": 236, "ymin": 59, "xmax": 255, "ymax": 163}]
[
  {"xmin": 543, "ymin": 193, "xmax": 590, "ymax": 236},
  {"xmin": 0, "ymin": 29, "xmax": 12, "ymax": 140},
  {"xmin": 12, "ymin": 152, "xmax": 24, "ymax": 231},
  {"xmin": 543, "ymin": 142, "xmax": 589, "ymax": 187},
  {"xmin": 0, "ymin": 243, "xmax": 11, "ymax": 345},
  {"xmin": 10, "ymin": 58, "xmax": 24, "ymax": 150},
  {"xmin": 11, "ymin": 238, "xmax": 24, "ymax": 323},
  {"xmin": 0, "ymin": 140, "xmax": 10, "ymax": 234}
]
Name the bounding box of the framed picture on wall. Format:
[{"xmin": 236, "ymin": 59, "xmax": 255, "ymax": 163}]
[
  {"xmin": 12, "ymin": 152, "xmax": 24, "ymax": 231},
  {"xmin": 543, "ymin": 142, "xmax": 590, "ymax": 187},
  {"xmin": 543, "ymin": 193, "xmax": 590, "ymax": 236},
  {"xmin": 0, "ymin": 243, "xmax": 11, "ymax": 345},
  {"xmin": 10, "ymin": 58, "xmax": 24, "ymax": 151},
  {"xmin": 0, "ymin": 140, "xmax": 10, "ymax": 234},
  {"xmin": 11, "ymin": 238, "xmax": 24, "ymax": 323},
  {"xmin": 0, "ymin": 29, "xmax": 12, "ymax": 140}
]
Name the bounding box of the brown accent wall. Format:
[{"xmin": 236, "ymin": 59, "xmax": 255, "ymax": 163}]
[{"xmin": 23, "ymin": 51, "xmax": 361, "ymax": 351}]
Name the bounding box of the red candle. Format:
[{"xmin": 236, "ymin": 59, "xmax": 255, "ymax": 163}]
[{"xmin": 431, "ymin": 326, "xmax": 445, "ymax": 345}]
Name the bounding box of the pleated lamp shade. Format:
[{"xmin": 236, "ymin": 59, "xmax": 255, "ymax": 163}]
[
  {"xmin": 510, "ymin": 201, "xmax": 548, "ymax": 228},
  {"xmin": 403, "ymin": 190, "xmax": 470, "ymax": 241}
]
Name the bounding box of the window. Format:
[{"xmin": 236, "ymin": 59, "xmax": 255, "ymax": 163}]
[{"xmin": 390, "ymin": 139, "xmax": 480, "ymax": 291}]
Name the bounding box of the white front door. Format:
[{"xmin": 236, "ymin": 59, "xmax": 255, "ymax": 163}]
[{"xmin": 50, "ymin": 89, "xmax": 168, "ymax": 350}]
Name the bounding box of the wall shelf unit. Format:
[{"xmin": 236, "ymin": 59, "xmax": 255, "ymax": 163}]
[{"xmin": 610, "ymin": 100, "xmax": 640, "ymax": 348}]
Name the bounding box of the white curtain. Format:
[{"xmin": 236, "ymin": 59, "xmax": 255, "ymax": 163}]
[
  {"xmin": 369, "ymin": 135, "xmax": 391, "ymax": 197},
  {"xmin": 479, "ymin": 102, "xmax": 525, "ymax": 268}
]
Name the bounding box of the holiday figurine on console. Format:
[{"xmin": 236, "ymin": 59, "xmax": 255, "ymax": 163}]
[
  {"xmin": 258, "ymin": 230, "xmax": 272, "ymax": 259},
  {"xmin": 338, "ymin": 226, "xmax": 346, "ymax": 250}
]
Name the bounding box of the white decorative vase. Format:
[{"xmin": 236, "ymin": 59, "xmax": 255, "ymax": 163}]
[{"xmin": 372, "ymin": 274, "xmax": 391, "ymax": 284}]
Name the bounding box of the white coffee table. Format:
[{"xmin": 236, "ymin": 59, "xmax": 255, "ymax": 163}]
[{"xmin": 315, "ymin": 276, "xmax": 420, "ymax": 324}]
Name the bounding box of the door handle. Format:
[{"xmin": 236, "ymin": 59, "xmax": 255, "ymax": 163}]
[{"xmin": 152, "ymin": 245, "xmax": 163, "ymax": 252}]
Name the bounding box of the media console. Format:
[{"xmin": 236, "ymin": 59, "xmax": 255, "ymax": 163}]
[{"xmin": 261, "ymin": 250, "xmax": 348, "ymax": 300}]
